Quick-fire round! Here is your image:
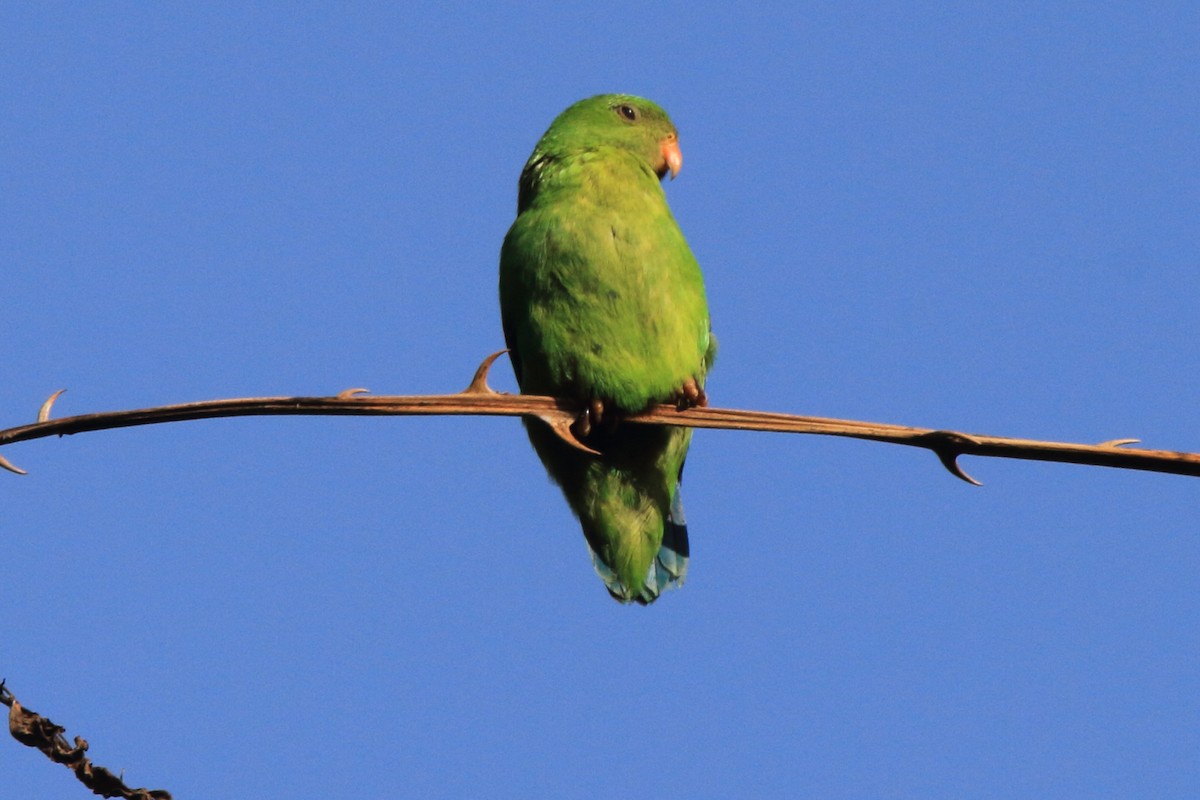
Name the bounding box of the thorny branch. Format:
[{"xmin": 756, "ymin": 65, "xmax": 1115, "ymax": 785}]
[
  {"xmin": 2, "ymin": 353, "xmax": 1198, "ymax": 794},
  {"xmin": 1, "ymin": 680, "xmax": 171, "ymax": 799},
  {"xmin": 2, "ymin": 351, "xmax": 1199, "ymax": 483}
]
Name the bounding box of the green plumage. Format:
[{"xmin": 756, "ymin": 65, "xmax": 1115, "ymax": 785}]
[{"xmin": 499, "ymin": 94, "xmax": 714, "ymax": 604}]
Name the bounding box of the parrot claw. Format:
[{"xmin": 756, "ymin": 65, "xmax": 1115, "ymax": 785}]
[
  {"xmin": 337, "ymin": 387, "xmax": 371, "ymax": 399},
  {"xmin": 673, "ymin": 377, "xmax": 707, "ymax": 410},
  {"xmin": 572, "ymin": 398, "xmax": 623, "ymax": 440},
  {"xmin": 1098, "ymin": 438, "xmax": 1140, "ymax": 447},
  {"xmin": 537, "ymin": 411, "xmax": 601, "ymax": 456},
  {"xmin": 571, "ymin": 399, "xmax": 607, "ymax": 439},
  {"xmin": 464, "ymin": 350, "xmax": 509, "ymax": 395}
]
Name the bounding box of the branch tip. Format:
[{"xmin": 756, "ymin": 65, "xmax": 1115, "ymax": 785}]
[{"xmin": 37, "ymin": 389, "xmax": 66, "ymax": 423}]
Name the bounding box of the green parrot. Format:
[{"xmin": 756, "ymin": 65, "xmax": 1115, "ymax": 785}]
[{"xmin": 499, "ymin": 94, "xmax": 715, "ymax": 604}]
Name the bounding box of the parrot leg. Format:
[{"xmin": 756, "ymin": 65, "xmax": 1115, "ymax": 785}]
[{"xmin": 674, "ymin": 377, "xmax": 708, "ymax": 410}]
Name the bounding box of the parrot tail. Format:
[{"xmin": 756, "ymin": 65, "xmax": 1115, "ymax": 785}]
[{"xmin": 590, "ymin": 487, "xmax": 690, "ymax": 605}]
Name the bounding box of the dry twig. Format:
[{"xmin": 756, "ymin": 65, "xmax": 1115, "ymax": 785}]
[
  {"xmin": 1, "ymin": 680, "xmax": 171, "ymax": 799},
  {"xmin": 1, "ymin": 351, "xmax": 1198, "ymax": 483}
]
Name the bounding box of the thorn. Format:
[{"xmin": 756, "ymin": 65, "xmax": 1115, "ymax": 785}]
[
  {"xmin": 0, "ymin": 453, "xmax": 27, "ymax": 475},
  {"xmin": 1098, "ymin": 438, "xmax": 1140, "ymax": 448},
  {"xmin": 535, "ymin": 411, "xmax": 601, "ymax": 455},
  {"xmin": 337, "ymin": 387, "xmax": 370, "ymax": 399},
  {"xmin": 38, "ymin": 389, "xmax": 66, "ymax": 423},
  {"xmin": 463, "ymin": 350, "xmax": 509, "ymax": 395},
  {"xmin": 920, "ymin": 430, "xmax": 983, "ymax": 486},
  {"xmin": 936, "ymin": 450, "xmax": 983, "ymax": 486}
]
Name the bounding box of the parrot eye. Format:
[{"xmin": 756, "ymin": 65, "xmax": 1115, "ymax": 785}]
[{"xmin": 615, "ymin": 104, "xmax": 639, "ymax": 122}]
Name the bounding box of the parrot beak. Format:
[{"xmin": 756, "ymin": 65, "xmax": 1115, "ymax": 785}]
[{"xmin": 660, "ymin": 135, "xmax": 682, "ymax": 180}]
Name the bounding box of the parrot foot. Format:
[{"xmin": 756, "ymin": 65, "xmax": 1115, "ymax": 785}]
[
  {"xmin": 571, "ymin": 398, "xmax": 611, "ymax": 439},
  {"xmin": 673, "ymin": 377, "xmax": 708, "ymax": 410},
  {"xmin": 567, "ymin": 377, "xmax": 704, "ymax": 442}
]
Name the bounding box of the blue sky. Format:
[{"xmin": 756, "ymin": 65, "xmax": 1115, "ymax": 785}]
[{"xmin": 3, "ymin": 3, "xmax": 1198, "ymax": 797}]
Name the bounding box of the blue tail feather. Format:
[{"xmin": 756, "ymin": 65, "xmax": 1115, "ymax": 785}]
[
  {"xmin": 589, "ymin": 488, "xmax": 690, "ymax": 605},
  {"xmin": 650, "ymin": 488, "xmax": 690, "ymax": 593}
]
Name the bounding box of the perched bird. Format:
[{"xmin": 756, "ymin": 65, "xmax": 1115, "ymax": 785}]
[{"xmin": 499, "ymin": 94, "xmax": 715, "ymax": 604}]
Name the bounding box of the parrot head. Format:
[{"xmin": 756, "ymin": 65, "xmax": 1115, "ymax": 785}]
[{"xmin": 528, "ymin": 93, "xmax": 683, "ymax": 181}]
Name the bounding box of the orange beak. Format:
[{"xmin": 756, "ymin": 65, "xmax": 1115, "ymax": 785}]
[{"xmin": 660, "ymin": 135, "xmax": 682, "ymax": 180}]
